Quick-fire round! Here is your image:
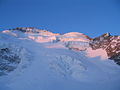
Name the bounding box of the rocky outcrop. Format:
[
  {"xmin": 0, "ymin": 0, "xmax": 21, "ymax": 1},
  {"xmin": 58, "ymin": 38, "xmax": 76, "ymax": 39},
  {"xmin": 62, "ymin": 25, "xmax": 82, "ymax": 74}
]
[
  {"xmin": 11, "ymin": 27, "xmax": 43, "ymax": 33},
  {"xmin": 90, "ymin": 33, "xmax": 120, "ymax": 65},
  {"xmin": 0, "ymin": 47, "xmax": 21, "ymax": 76}
]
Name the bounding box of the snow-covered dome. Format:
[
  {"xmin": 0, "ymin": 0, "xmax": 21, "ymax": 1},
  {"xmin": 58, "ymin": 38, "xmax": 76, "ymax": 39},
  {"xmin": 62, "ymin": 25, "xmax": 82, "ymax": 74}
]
[{"xmin": 57, "ymin": 32, "xmax": 91, "ymax": 42}]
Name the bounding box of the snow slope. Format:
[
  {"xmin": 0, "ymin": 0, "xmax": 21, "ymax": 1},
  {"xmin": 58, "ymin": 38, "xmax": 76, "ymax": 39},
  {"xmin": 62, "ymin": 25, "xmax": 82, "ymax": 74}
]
[{"xmin": 0, "ymin": 28, "xmax": 120, "ymax": 90}]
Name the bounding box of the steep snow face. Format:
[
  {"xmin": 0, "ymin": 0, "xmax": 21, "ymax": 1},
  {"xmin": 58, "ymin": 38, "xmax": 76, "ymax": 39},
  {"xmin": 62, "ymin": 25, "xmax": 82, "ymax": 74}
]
[
  {"xmin": 1, "ymin": 38, "xmax": 119, "ymax": 90},
  {"xmin": 0, "ymin": 33, "xmax": 31, "ymax": 76},
  {"xmin": 0, "ymin": 28, "xmax": 120, "ymax": 90}
]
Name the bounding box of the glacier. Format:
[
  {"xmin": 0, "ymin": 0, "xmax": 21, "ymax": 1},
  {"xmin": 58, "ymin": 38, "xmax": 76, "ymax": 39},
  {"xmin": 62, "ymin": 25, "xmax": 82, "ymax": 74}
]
[{"xmin": 0, "ymin": 27, "xmax": 120, "ymax": 90}]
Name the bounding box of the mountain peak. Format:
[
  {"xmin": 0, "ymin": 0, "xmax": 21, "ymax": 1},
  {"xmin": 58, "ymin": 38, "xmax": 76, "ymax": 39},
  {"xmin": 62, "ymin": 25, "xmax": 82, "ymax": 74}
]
[
  {"xmin": 1, "ymin": 27, "xmax": 120, "ymax": 65},
  {"xmin": 102, "ymin": 32, "xmax": 111, "ymax": 37},
  {"xmin": 11, "ymin": 27, "xmax": 50, "ymax": 33}
]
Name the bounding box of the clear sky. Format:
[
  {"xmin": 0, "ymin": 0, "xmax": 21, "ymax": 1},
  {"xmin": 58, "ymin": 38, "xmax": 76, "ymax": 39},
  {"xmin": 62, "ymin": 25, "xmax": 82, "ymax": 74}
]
[{"xmin": 0, "ymin": 0, "xmax": 120, "ymax": 37}]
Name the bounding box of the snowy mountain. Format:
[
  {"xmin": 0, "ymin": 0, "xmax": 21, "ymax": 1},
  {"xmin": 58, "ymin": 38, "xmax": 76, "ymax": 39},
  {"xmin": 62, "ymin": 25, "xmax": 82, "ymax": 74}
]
[
  {"xmin": 90, "ymin": 33, "xmax": 120, "ymax": 65},
  {"xmin": 0, "ymin": 27, "xmax": 120, "ymax": 90}
]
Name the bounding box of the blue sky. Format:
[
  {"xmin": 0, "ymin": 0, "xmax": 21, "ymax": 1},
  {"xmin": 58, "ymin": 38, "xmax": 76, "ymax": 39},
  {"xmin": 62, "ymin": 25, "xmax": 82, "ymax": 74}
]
[{"xmin": 0, "ymin": 0, "xmax": 120, "ymax": 37}]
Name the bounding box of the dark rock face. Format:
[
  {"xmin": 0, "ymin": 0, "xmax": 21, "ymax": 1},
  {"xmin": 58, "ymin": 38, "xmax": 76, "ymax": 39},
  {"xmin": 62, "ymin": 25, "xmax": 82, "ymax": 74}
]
[
  {"xmin": 11, "ymin": 27, "xmax": 49, "ymax": 33},
  {"xmin": 89, "ymin": 33, "xmax": 111, "ymax": 49},
  {"xmin": 90, "ymin": 33, "xmax": 120, "ymax": 65},
  {"xmin": 0, "ymin": 47, "xmax": 21, "ymax": 76}
]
